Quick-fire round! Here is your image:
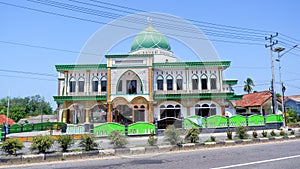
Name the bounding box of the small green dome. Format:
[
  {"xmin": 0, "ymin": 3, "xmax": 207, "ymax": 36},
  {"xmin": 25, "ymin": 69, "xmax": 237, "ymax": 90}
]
[{"xmin": 130, "ymin": 25, "xmax": 171, "ymax": 52}]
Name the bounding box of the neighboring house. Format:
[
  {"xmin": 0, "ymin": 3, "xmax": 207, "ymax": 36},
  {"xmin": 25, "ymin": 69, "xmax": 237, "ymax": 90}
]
[
  {"xmin": 53, "ymin": 25, "xmax": 241, "ymax": 128},
  {"xmin": 235, "ymin": 91, "xmax": 281, "ymax": 116},
  {"xmin": 18, "ymin": 115, "xmax": 57, "ymax": 124},
  {"xmin": 0, "ymin": 114, "xmax": 15, "ymax": 125},
  {"xmin": 284, "ymin": 95, "xmax": 300, "ymax": 116}
]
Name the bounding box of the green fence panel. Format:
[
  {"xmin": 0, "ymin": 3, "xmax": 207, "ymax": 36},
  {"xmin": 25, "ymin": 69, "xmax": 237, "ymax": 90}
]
[
  {"xmin": 229, "ymin": 115, "xmax": 246, "ymax": 127},
  {"xmin": 207, "ymin": 115, "xmax": 228, "ymax": 128},
  {"xmin": 184, "ymin": 116, "xmax": 203, "ymax": 129},
  {"xmin": 94, "ymin": 123, "xmax": 125, "ymax": 136},
  {"xmin": 128, "ymin": 122, "xmax": 155, "ymax": 135},
  {"xmin": 248, "ymin": 115, "xmax": 265, "ymax": 126},
  {"xmin": 9, "ymin": 124, "xmax": 22, "ymax": 133},
  {"xmin": 22, "ymin": 124, "xmax": 33, "ymax": 132},
  {"xmin": 266, "ymin": 114, "xmax": 283, "ymax": 123},
  {"xmin": 33, "ymin": 122, "xmax": 51, "ymax": 131}
]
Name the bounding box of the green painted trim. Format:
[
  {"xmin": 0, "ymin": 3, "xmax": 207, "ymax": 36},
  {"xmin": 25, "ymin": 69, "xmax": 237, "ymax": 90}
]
[
  {"xmin": 153, "ymin": 61, "xmax": 231, "ymax": 68},
  {"xmin": 53, "ymin": 95, "xmax": 107, "ymax": 103},
  {"xmin": 55, "ymin": 64, "xmax": 107, "ymax": 71},
  {"xmin": 223, "ymin": 80, "xmax": 238, "ymax": 85},
  {"xmin": 105, "ymin": 54, "xmax": 154, "ymax": 58},
  {"xmin": 154, "ymin": 92, "xmax": 235, "ymax": 99},
  {"xmin": 228, "ymin": 95, "xmax": 243, "ymax": 100}
]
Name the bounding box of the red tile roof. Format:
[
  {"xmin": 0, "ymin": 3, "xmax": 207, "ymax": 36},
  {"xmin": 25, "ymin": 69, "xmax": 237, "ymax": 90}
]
[
  {"xmin": 235, "ymin": 91, "xmax": 272, "ymax": 107},
  {"xmin": 0, "ymin": 114, "xmax": 16, "ymax": 125}
]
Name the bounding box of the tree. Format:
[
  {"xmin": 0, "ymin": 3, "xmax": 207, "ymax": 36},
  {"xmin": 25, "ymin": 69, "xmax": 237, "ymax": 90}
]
[
  {"xmin": 57, "ymin": 135, "xmax": 74, "ymax": 152},
  {"xmin": 30, "ymin": 135, "xmax": 54, "ymax": 154},
  {"xmin": 163, "ymin": 125, "xmax": 181, "ymax": 145},
  {"xmin": 244, "ymin": 78, "xmax": 255, "ymax": 94},
  {"xmin": 108, "ymin": 130, "xmax": 128, "ymax": 148},
  {"xmin": 79, "ymin": 134, "xmax": 98, "ymax": 151},
  {"xmin": 1, "ymin": 139, "xmax": 24, "ymax": 155},
  {"xmin": 286, "ymin": 108, "xmax": 298, "ymax": 124},
  {"xmin": 0, "ymin": 95, "xmax": 53, "ymax": 122}
]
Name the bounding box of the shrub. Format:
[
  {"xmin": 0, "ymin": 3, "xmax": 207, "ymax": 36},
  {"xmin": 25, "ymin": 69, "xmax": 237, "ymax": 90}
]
[
  {"xmin": 79, "ymin": 134, "xmax": 98, "ymax": 151},
  {"xmin": 226, "ymin": 130, "xmax": 233, "ymax": 140},
  {"xmin": 163, "ymin": 125, "xmax": 181, "ymax": 145},
  {"xmin": 262, "ymin": 130, "xmax": 268, "ymax": 137},
  {"xmin": 252, "ymin": 129, "xmax": 258, "ymax": 138},
  {"xmin": 147, "ymin": 131, "xmax": 158, "ymax": 146},
  {"xmin": 108, "ymin": 130, "xmax": 128, "ymax": 148},
  {"xmin": 280, "ymin": 130, "xmax": 286, "ymax": 136},
  {"xmin": 1, "ymin": 139, "xmax": 24, "ymax": 155},
  {"xmin": 210, "ymin": 135, "xmax": 216, "ymax": 142},
  {"xmin": 235, "ymin": 126, "xmax": 248, "ymax": 139},
  {"xmin": 270, "ymin": 130, "xmax": 277, "ymax": 137},
  {"xmin": 57, "ymin": 135, "xmax": 74, "ymax": 152},
  {"xmin": 185, "ymin": 127, "xmax": 200, "ymax": 143},
  {"xmin": 290, "ymin": 130, "xmax": 295, "ymax": 135},
  {"xmin": 30, "ymin": 135, "xmax": 54, "ymax": 154}
]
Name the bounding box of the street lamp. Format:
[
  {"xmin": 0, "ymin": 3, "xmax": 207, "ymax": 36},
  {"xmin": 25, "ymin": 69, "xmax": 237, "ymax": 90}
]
[{"xmin": 274, "ymin": 44, "xmax": 298, "ymax": 127}]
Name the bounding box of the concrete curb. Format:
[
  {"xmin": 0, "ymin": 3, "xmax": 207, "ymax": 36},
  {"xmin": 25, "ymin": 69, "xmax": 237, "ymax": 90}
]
[{"xmin": 1, "ymin": 136, "xmax": 300, "ymax": 166}]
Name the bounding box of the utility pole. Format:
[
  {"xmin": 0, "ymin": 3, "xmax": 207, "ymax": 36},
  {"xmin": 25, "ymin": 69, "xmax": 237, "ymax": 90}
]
[{"xmin": 265, "ymin": 33, "xmax": 278, "ymax": 114}]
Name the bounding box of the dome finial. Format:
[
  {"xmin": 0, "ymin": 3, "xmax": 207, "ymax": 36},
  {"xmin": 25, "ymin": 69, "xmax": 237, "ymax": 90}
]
[{"xmin": 147, "ymin": 17, "xmax": 153, "ymax": 27}]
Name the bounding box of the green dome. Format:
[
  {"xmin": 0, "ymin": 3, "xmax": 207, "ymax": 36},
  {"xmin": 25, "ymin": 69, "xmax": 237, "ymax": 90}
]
[{"xmin": 131, "ymin": 25, "xmax": 171, "ymax": 52}]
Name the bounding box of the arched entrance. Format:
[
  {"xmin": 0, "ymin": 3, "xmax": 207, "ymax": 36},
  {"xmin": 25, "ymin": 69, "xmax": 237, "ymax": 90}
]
[
  {"xmin": 67, "ymin": 104, "xmax": 85, "ymax": 124},
  {"xmin": 131, "ymin": 97, "xmax": 148, "ymax": 123},
  {"xmin": 90, "ymin": 104, "xmax": 107, "ymax": 123}
]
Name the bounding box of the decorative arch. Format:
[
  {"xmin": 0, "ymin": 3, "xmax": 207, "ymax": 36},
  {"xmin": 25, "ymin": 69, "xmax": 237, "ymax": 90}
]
[
  {"xmin": 194, "ymin": 102, "xmax": 219, "ymax": 117},
  {"xmin": 116, "ymin": 70, "xmax": 144, "ymax": 94}
]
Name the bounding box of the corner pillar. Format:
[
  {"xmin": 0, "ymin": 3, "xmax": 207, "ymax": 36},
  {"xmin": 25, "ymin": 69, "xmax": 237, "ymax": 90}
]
[
  {"xmin": 62, "ymin": 109, "xmax": 68, "ymax": 123},
  {"xmin": 85, "ymin": 108, "xmax": 90, "ymax": 123},
  {"xmin": 148, "ymin": 102, "xmax": 153, "ymax": 123},
  {"xmin": 107, "ymin": 102, "xmax": 112, "ymax": 122}
]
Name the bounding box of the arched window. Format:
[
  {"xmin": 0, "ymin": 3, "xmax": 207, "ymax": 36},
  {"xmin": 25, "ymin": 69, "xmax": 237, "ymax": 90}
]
[
  {"xmin": 166, "ymin": 75, "xmax": 173, "ymax": 90},
  {"xmin": 157, "ymin": 75, "xmax": 163, "ymax": 90},
  {"xmin": 92, "ymin": 77, "xmax": 99, "ymax": 92},
  {"xmin": 192, "ymin": 74, "xmax": 198, "ymax": 90},
  {"xmin": 117, "ymin": 80, "xmax": 122, "ymax": 92},
  {"xmin": 101, "ymin": 77, "xmax": 107, "ymax": 92},
  {"xmin": 160, "ymin": 104, "xmax": 181, "ymax": 119},
  {"xmin": 176, "ymin": 75, "xmax": 183, "ymax": 90},
  {"xmin": 201, "ymin": 75, "xmax": 208, "ymax": 90},
  {"xmin": 210, "ymin": 75, "xmax": 217, "ymax": 90},
  {"xmin": 78, "ymin": 77, "xmax": 85, "ymax": 92},
  {"xmin": 210, "ymin": 104, "xmax": 217, "ymax": 116},
  {"xmin": 69, "ymin": 77, "xmax": 76, "ymax": 93}
]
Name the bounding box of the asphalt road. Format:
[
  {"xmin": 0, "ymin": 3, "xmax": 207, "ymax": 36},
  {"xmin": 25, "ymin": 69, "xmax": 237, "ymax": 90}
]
[{"xmin": 4, "ymin": 140, "xmax": 300, "ymax": 169}]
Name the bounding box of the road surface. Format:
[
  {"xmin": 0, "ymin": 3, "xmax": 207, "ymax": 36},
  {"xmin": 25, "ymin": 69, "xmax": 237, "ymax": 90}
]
[{"xmin": 3, "ymin": 140, "xmax": 300, "ymax": 169}]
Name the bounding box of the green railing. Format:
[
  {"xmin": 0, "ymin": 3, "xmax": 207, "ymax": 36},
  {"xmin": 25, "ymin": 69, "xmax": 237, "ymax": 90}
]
[
  {"xmin": 128, "ymin": 122, "xmax": 155, "ymax": 135},
  {"xmin": 66, "ymin": 124, "xmax": 85, "ymax": 134},
  {"xmin": 94, "ymin": 123, "xmax": 125, "ymax": 136},
  {"xmin": 9, "ymin": 124, "xmax": 22, "ymax": 133},
  {"xmin": 229, "ymin": 115, "xmax": 246, "ymax": 127},
  {"xmin": 207, "ymin": 115, "xmax": 228, "ymax": 128},
  {"xmin": 183, "ymin": 114, "xmax": 283, "ymax": 129},
  {"xmin": 248, "ymin": 115, "xmax": 265, "ymax": 126}
]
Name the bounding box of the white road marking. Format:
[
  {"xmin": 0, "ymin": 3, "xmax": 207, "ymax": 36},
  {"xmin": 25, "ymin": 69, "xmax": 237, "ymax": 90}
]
[{"xmin": 211, "ymin": 154, "xmax": 300, "ymax": 169}]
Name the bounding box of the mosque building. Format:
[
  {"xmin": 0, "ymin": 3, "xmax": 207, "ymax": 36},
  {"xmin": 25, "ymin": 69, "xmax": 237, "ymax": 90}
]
[{"xmin": 53, "ymin": 25, "xmax": 241, "ymax": 128}]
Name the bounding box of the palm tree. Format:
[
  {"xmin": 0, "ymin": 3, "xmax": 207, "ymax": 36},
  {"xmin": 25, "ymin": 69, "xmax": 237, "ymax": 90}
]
[{"xmin": 244, "ymin": 78, "xmax": 254, "ymax": 94}]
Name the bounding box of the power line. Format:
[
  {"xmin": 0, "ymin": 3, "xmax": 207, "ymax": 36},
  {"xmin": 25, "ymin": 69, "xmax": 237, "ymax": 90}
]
[
  {"xmin": 27, "ymin": 0, "xmax": 266, "ymax": 42},
  {"xmin": 0, "ymin": 40, "xmax": 99, "ymax": 56},
  {"xmin": 0, "ymin": 74, "xmax": 56, "ymax": 81},
  {"xmin": 0, "ymin": 69, "xmax": 56, "ymax": 77}
]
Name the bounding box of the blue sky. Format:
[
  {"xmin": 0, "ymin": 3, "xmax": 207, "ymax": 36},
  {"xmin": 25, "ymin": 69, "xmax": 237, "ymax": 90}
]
[{"xmin": 1, "ymin": 0, "xmax": 300, "ymax": 109}]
